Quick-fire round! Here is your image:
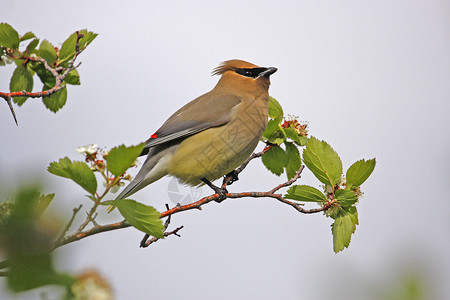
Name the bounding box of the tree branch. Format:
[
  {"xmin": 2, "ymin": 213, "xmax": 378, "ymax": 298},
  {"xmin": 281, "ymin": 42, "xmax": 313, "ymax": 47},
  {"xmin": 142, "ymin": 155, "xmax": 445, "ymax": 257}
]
[
  {"xmin": 1, "ymin": 31, "xmax": 86, "ymax": 125},
  {"xmin": 51, "ymin": 165, "xmax": 333, "ymax": 251},
  {"xmin": 10, "ymin": 145, "xmax": 332, "ymax": 260}
]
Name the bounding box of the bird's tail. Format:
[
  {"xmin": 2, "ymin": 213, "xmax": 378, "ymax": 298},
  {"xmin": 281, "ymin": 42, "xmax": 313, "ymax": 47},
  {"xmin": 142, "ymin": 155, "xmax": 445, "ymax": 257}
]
[{"xmin": 111, "ymin": 145, "xmax": 177, "ymax": 206}]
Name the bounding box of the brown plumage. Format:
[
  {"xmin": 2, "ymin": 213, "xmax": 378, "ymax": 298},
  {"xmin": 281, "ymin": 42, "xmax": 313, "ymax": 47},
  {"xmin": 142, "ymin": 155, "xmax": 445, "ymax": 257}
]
[{"xmin": 116, "ymin": 59, "xmax": 277, "ymax": 200}]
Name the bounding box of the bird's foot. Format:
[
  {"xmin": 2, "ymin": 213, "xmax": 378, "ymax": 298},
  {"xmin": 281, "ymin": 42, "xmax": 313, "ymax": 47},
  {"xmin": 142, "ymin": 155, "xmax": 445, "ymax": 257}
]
[
  {"xmin": 202, "ymin": 177, "xmax": 228, "ymax": 203},
  {"xmin": 224, "ymin": 170, "xmax": 239, "ymax": 186}
]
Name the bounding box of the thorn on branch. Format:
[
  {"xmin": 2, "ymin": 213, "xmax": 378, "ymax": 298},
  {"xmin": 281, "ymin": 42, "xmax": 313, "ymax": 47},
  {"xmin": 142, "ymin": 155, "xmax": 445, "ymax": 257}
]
[{"xmin": 5, "ymin": 97, "xmax": 18, "ymax": 126}]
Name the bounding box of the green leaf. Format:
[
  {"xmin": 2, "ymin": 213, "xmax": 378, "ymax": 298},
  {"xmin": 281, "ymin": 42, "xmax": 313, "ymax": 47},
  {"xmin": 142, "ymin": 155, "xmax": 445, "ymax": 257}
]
[
  {"xmin": 2, "ymin": 185, "xmax": 74, "ymax": 292},
  {"xmin": 335, "ymin": 189, "xmax": 358, "ymax": 207},
  {"xmin": 263, "ymin": 118, "xmax": 281, "ymax": 140},
  {"xmin": 19, "ymin": 31, "xmax": 35, "ymax": 42},
  {"xmin": 267, "ymin": 127, "xmax": 286, "ymax": 145},
  {"xmin": 47, "ymin": 157, "xmax": 97, "ymax": 196},
  {"xmin": 285, "ymin": 185, "xmax": 327, "ymax": 202},
  {"xmin": 331, "ymin": 206, "xmax": 358, "ymax": 253},
  {"xmin": 116, "ymin": 199, "xmax": 164, "ymax": 238},
  {"xmin": 42, "ymin": 85, "xmax": 67, "ymax": 113},
  {"xmin": 268, "ymin": 97, "xmax": 283, "ymax": 119},
  {"xmin": 64, "ymin": 68, "xmax": 80, "ymax": 85},
  {"xmin": 59, "ymin": 33, "xmax": 77, "ymax": 63},
  {"xmin": 346, "ymin": 158, "xmax": 376, "ymax": 189},
  {"xmin": 59, "ymin": 29, "xmax": 97, "ymax": 65},
  {"xmin": 107, "ymin": 143, "xmax": 146, "ymax": 177},
  {"xmin": 302, "ymin": 136, "xmax": 342, "ymax": 186},
  {"xmin": 298, "ymin": 135, "xmax": 309, "ymax": 146},
  {"xmin": 0, "ymin": 23, "xmax": 19, "ymax": 49},
  {"xmin": 36, "ymin": 193, "xmax": 55, "ymax": 217},
  {"xmin": 284, "ymin": 127, "xmax": 301, "ymax": 144},
  {"xmin": 284, "ymin": 127, "xmax": 308, "ymax": 146},
  {"xmin": 34, "ymin": 63, "xmax": 55, "ymax": 88},
  {"xmin": 39, "ymin": 40, "xmax": 57, "ymax": 66},
  {"xmin": 285, "ymin": 142, "xmax": 302, "ymax": 179},
  {"xmin": 262, "ymin": 145, "xmax": 287, "ymax": 176},
  {"xmin": 10, "ymin": 65, "xmax": 33, "ymax": 106},
  {"xmin": 25, "ymin": 38, "xmax": 39, "ymax": 53}
]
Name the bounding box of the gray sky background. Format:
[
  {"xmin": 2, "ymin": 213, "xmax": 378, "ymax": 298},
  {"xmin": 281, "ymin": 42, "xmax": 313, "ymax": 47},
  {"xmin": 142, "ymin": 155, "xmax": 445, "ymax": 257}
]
[{"xmin": 1, "ymin": 1, "xmax": 450, "ymax": 299}]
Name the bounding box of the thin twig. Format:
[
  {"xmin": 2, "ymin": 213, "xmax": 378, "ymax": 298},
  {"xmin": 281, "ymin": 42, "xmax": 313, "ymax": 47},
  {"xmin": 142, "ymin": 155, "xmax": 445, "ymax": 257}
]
[
  {"xmin": 269, "ymin": 165, "xmax": 305, "ymax": 194},
  {"xmin": 54, "ymin": 219, "xmax": 129, "ymax": 249},
  {"xmin": 56, "ymin": 204, "xmax": 82, "ymax": 243},
  {"xmin": 140, "ymin": 203, "xmax": 171, "ymax": 247},
  {"xmin": 142, "ymin": 226, "xmax": 184, "ymax": 248},
  {"xmin": 75, "ymin": 202, "xmax": 99, "ymax": 234}
]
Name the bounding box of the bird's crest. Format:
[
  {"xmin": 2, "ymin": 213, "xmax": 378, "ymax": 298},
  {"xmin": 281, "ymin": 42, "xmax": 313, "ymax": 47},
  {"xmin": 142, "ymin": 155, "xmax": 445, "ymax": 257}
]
[{"xmin": 212, "ymin": 60, "xmax": 259, "ymax": 76}]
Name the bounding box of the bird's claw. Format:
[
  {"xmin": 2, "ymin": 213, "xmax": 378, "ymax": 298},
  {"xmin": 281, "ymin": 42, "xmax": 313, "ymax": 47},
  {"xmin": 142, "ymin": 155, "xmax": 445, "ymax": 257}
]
[
  {"xmin": 224, "ymin": 170, "xmax": 239, "ymax": 185},
  {"xmin": 213, "ymin": 186, "xmax": 228, "ymax": 203},
  {"xmin": 202, "ymin": 177, "xmax": 228, "ymax": 203}
]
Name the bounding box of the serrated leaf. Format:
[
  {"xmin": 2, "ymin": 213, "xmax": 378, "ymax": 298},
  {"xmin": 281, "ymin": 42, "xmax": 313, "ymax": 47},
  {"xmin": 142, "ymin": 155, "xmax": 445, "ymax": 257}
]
[
  {"xmin": 39, "ymin": 40, "xmax": 57, "ymax": 66},
  {"xmin": 335, "ymin": 189, "xmax": 358, "ymax": 207},
  {"xmin": 331, "ymin": 207, "xmax": 358, "ymax": 253},
  {"xmin": 47, "ymin": 157, "xmax": 97, "ymax": 195},
  {"xmin": 303, "ymin": 136, "xmax": 342, "ymax": 186},
  {"xmin": 107, "ymin": 143, "xmax": 146, "ymax": 177},
  {"xmin": 263, "ymin": 118, "xmax": 281, "ymax": 140},
  {"xmin": 268, "ymin": 97, "xmax": 283, "ymax": 119},
  {"xmin": 285, "ymin": 185, "xmax": 327, "ymax": 202},
  {"xmin": 346, "ymin": 158, "xmax": 376, "ymax": 189},
  {"xmin": 19, "ymin": 31, "xmax": 35, "ymax": 42},
  {"xmin": 0, "ymin": 23, "xmax": 19, "ymax": 49},
  {"xmin": 284, "ymin": 127, "xmax": 302, "ymax": 145},
  {"xmin": 10, "ymin": 65, "xmax": 33, "ymax": 106},
  {"xmin": 42, "ymin": 86, "xmax": 67, "ymax": 113},
  {"xmin": 59, "ymin": 29, "xmax": 97, "ymax": 65},
  {"xmin": 262, "ymin": 145, "xmax": 287, "ymax": 176},
  {"xmin": 59, "ymin": 33, "xmax": 77, "ymax": 63},
  {"xmin": 25, "ymin": 38, "xmax": 39, "ymax": 53},
  {"xmin": 64, "ymin": 68, "xmax": 80, "ymax": 85},
  {"xmin": 284, "ymin": 128, "xmax": 308, "ymax": 146},
  {"xmin": 116, "ymin": 199, "xmax": 164, "ymax": 238},
  {"xmin": 285, "ymin": 142, "xmax": 302, "ymax": 179}
]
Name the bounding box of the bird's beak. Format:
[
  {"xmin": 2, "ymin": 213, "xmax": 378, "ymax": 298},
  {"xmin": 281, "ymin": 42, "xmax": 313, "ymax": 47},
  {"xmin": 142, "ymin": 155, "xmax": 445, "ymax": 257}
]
[{"xmin": 259, "ymin": 67, "xmax": 278, "ymax": 78}]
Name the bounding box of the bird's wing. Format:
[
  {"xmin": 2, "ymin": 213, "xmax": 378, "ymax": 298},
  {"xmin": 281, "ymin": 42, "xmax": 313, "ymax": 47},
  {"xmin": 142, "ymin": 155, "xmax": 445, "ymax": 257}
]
[{"xmin": 140, "ymin": 93, "xmax": 241, "ymax": 156}]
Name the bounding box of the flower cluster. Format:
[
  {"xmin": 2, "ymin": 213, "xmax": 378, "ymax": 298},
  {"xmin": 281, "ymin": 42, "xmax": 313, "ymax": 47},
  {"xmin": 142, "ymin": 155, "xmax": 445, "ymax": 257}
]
[
  {"xmin": 281, "ymin": 115, "xmax": 308, "ymax": 137},
  {"xmin": 76, "ymin": 144, "xmax": 136, "ymax": 193},
  {"xmin": 77, "ymin": 144, "xmax": 107, "ymax": 172}
]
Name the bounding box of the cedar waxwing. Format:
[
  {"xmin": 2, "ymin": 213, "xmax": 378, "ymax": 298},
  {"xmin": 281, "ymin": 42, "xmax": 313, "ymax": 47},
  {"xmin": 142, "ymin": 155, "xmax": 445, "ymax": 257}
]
[{"xmin": 116, "ymin": 59, "xmax": 277, "ymax": 200}]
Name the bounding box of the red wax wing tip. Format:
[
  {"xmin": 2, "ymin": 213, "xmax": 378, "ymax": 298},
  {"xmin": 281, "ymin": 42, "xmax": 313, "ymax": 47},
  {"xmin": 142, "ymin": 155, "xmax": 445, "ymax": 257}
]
[{"xmin": 150, "ymin": 133, "xmax": 158, "ymax": 139}]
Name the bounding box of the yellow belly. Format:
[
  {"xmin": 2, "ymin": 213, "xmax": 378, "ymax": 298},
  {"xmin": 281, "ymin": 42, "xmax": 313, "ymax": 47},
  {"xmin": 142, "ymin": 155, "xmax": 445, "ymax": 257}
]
[{"xmin": 167, "ymin": 103, "xmax": 268, "ymax": 185}]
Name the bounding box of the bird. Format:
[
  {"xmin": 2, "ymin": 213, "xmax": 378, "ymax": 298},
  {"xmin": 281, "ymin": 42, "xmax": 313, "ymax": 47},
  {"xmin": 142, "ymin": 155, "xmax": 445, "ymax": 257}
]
[{"xmin": 116, "ymin": 59, "xmax": 277, "ymax": 201}]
